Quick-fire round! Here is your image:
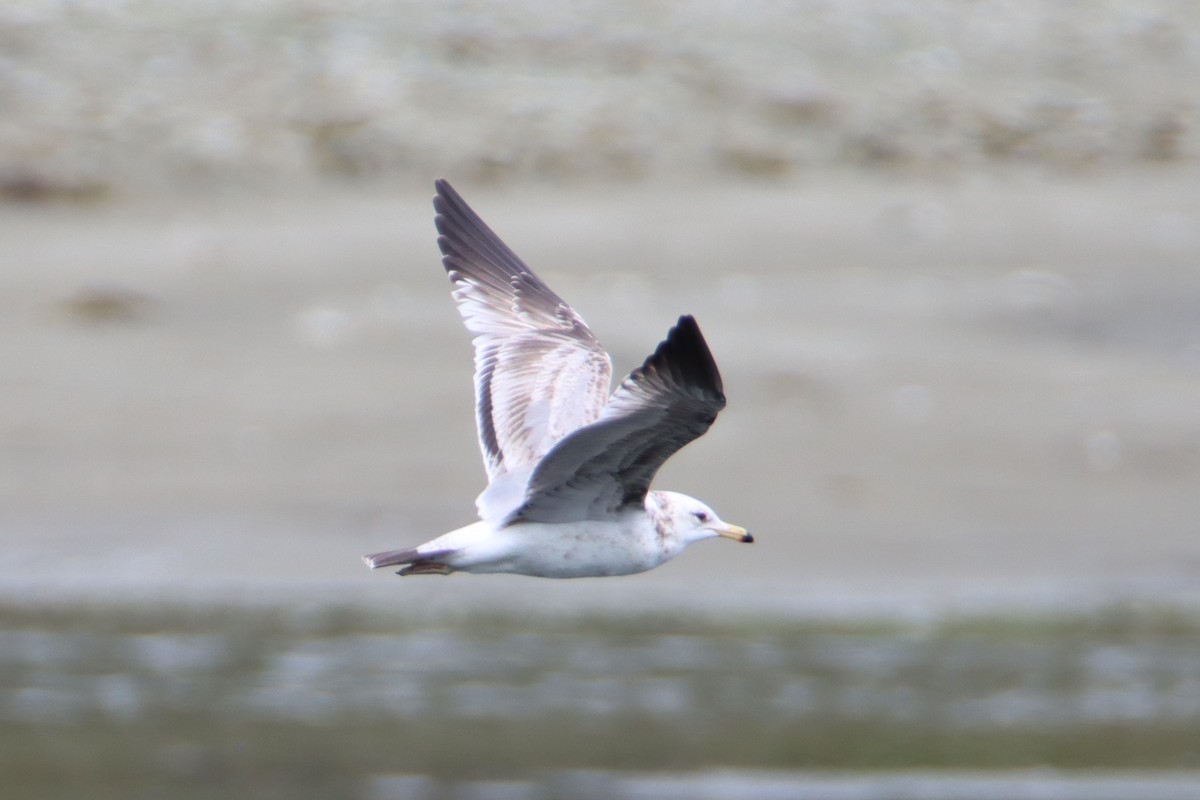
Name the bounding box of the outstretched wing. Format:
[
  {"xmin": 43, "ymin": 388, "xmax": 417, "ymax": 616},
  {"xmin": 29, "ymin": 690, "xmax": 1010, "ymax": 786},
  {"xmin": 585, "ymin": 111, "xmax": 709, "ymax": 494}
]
[
  {"xmin": 505, "ymin": 315, "xmax": 726, "ymax": 524},
  {"xmin": 433, "ymin": 179, "xmax": 613, "ymax": 484}
]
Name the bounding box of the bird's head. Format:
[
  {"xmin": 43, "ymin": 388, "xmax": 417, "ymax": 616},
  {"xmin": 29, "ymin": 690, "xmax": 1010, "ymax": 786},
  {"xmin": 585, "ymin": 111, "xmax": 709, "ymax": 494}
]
[{"xmin": 651, "ymin": 491, "xmax": 753, "ymax": 548}]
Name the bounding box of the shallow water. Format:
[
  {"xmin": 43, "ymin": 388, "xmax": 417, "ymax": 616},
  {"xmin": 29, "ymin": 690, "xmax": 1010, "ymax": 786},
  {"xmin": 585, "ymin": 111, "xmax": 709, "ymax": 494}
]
[{"xmin": 2, "ymin": 603, "xmax": 1198, "ymax": 797}]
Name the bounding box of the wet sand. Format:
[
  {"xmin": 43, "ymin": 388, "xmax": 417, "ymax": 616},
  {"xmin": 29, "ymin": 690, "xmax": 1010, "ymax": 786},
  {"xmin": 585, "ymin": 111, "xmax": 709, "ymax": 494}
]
[{"xmin": 3, "ymin": 170, "xmax": 1199, "ymax": 617}]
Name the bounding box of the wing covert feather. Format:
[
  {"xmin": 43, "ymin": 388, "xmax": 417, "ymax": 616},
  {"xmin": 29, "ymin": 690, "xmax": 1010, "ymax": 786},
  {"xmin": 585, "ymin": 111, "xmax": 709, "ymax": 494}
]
[{"xmin": 507, "ymin": 315, "xmax": 726, "ymax": 524}]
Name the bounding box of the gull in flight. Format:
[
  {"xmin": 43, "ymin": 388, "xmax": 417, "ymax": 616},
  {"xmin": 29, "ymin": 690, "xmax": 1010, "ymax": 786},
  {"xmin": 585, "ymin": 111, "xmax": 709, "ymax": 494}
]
[{"xmin": 363, "ymin": 180, "xmax": 751, "ymax": 578}]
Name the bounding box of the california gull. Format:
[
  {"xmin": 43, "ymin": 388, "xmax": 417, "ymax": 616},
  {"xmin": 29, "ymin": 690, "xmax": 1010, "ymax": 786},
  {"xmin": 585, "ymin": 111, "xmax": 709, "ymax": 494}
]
[{"xmin": 363, "ymin": 180, "xmax": 751, "ymax": 578}]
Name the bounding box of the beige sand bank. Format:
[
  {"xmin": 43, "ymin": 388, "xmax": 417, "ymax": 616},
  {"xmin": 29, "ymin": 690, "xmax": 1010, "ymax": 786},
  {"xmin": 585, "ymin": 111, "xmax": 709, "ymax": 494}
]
[{"xmin": 2, "ymin": 171, "xmax": 1198, "ymax": 616}]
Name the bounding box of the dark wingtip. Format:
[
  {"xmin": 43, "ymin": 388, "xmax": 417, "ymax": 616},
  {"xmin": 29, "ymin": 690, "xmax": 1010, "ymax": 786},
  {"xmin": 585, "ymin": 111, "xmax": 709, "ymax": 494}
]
[
  {"xmin": 431, "ymin": 178, "xmax": 506, "ymax": 258},
  {"xmin": 432, "ymin": 178, "xmax": 458, "ymax": 220},
  {"xmin": 432, "ymin": 178, "xmax": 465, "ymax": 220},
  {"xmin": 639, "ymin": 315, "xmax": 725, "ymax": 404},
  {"xmin": 431, "ymin": 179, "xmax": 488, "ymax": 268}
]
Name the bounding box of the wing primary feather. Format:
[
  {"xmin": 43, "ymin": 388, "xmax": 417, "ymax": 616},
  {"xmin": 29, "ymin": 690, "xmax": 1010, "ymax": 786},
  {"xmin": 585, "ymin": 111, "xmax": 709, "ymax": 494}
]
[
  {"xmin": 633, "ymin": 315, "xmax": 724, "ymax": 403},
  {"xmin": 434, "ymin": 180, "xmax": 531, "ymax": 282},
  {"xmin": 431, "ymin": 180, "xmax": 614, "ymax": 495}
]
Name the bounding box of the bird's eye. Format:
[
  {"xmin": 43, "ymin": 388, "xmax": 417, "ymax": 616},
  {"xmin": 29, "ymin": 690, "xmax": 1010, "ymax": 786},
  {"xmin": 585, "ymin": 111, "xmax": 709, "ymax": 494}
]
[{"xmin": 692, "ymin": 511, "xmax": 710, "ymax": 523}]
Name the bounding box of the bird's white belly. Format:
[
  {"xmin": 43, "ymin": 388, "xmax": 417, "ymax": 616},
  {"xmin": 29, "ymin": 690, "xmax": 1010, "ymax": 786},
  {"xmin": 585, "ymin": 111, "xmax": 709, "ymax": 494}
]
[{"xmin": 449, "ymin": 517, "xmax": 668, "ymax": 578}]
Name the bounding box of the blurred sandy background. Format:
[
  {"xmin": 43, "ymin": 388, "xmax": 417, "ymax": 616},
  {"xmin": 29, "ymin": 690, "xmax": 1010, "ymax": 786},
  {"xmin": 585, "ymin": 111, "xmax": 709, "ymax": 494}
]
[
  {"xmin": 3, "ymin": 0, "xmax": 1197, "ymax": 614},
  {"xmin": 3, "ymin": 2, "xmax": 1200, "ymax": 797}
]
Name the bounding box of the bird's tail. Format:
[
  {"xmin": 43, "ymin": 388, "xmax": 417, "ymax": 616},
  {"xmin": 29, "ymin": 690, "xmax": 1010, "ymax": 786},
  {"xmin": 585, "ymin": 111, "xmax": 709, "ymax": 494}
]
[
  {"xmin": 361, "ymin": 547, "xmax": 422, "ymax": 569},
  {"xmin": 362, "ymin": 547, "xmax": 458, "ymax": 571}
]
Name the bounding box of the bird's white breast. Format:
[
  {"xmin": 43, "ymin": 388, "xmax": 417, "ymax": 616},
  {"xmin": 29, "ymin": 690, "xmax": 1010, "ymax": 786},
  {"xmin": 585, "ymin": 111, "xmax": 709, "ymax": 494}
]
[{"xmin": 452, "ymin": 513, "xmax": 671, "ymax": 578}]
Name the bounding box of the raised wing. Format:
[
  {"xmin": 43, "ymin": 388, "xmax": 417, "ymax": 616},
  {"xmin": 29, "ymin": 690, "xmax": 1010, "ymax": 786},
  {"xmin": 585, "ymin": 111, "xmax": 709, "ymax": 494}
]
[
  {"xmin": 433, "ymin": 179, "xmax": 613, "ymax": 483},
  {"xmin": 505, "ymin": 315, "xmax": 726, "ymax": 524}
]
